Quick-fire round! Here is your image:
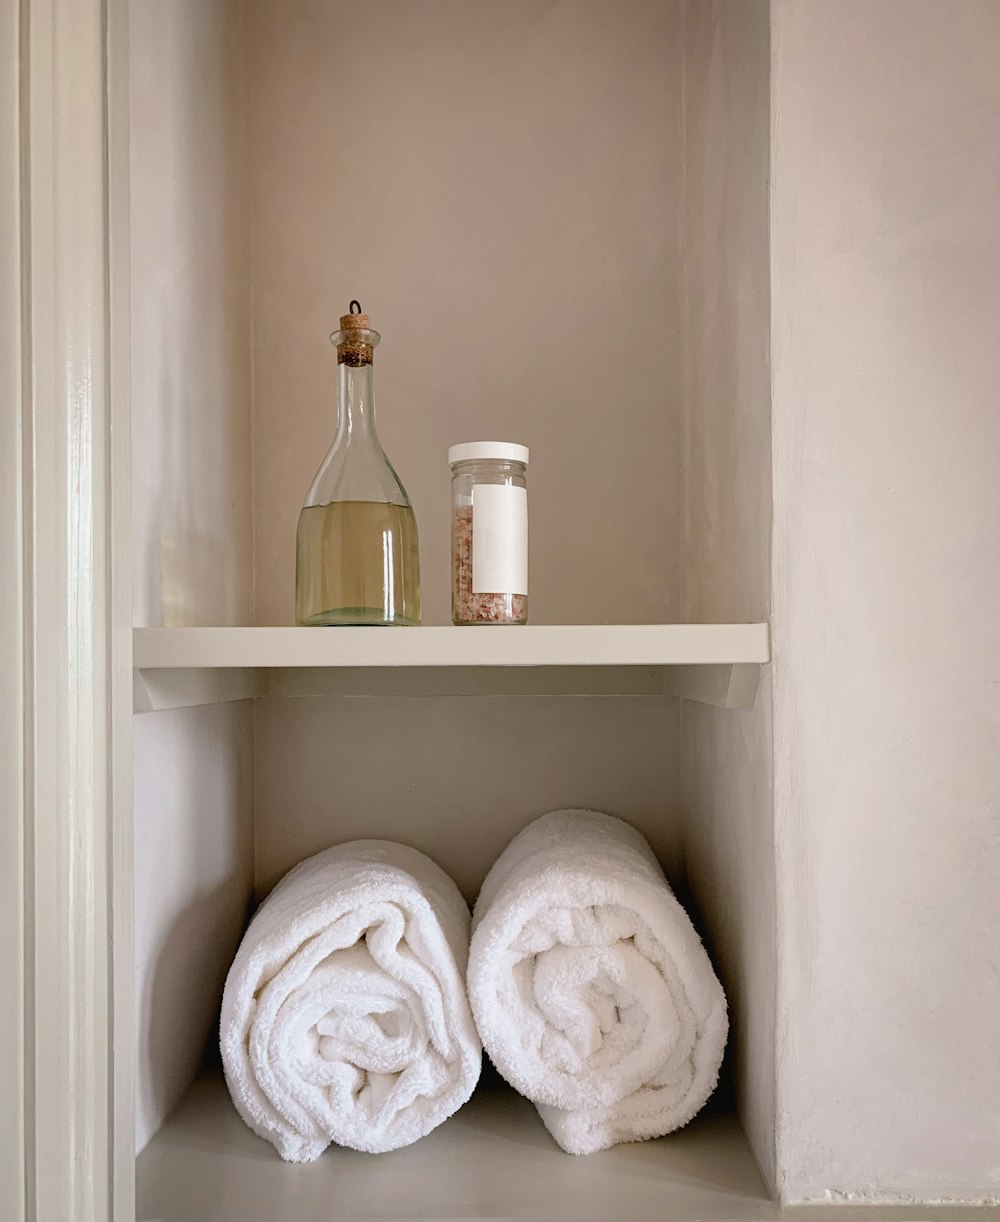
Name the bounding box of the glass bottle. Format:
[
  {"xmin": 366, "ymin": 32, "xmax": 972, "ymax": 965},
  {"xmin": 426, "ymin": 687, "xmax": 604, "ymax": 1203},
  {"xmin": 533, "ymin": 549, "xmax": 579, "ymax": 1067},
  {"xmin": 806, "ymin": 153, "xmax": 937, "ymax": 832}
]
[{"xmin": 295, "ymin": 302, "xmax": 421, "ymax": 626}]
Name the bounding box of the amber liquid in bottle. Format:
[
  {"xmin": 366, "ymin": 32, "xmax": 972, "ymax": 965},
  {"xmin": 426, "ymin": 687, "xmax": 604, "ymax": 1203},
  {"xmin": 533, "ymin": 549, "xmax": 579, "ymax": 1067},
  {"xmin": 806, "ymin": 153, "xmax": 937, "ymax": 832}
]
[
  {"xmin": 295, "ymin": 303, "xmax": 421, "ymax": 627},
  {"xmin": 295, "ymin": 500, "xmax": 420, "ymax": 626}
]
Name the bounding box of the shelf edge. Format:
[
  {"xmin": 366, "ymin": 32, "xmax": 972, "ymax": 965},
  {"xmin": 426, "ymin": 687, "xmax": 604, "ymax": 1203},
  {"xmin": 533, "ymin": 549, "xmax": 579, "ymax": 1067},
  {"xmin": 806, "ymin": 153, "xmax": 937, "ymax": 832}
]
[{"xmin": 132, "ymin": 623, "xmax": 771, "ymax": 670}]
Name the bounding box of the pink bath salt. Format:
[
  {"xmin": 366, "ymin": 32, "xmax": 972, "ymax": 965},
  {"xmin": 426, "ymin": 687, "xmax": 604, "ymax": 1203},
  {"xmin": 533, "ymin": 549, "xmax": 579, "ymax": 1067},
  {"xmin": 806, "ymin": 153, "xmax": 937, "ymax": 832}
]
[{"xmin": 452, "ymin": 505, "xmax": 527, "ymax": 625}]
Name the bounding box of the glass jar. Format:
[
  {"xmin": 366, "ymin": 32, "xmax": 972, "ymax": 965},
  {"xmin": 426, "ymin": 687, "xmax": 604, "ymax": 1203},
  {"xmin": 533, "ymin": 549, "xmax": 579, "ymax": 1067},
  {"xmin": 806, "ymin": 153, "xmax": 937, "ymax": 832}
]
[{"xmin": 449, "ymin": 442, "xmax": 529, "ymax": 625}]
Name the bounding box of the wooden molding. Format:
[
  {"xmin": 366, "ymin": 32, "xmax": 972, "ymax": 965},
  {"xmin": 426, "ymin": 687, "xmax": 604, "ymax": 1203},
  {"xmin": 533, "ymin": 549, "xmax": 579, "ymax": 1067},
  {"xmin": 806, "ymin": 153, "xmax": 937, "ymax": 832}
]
[{"xmin": 12, "ymin": 0, "xmax": 132, "ymax": 1217}]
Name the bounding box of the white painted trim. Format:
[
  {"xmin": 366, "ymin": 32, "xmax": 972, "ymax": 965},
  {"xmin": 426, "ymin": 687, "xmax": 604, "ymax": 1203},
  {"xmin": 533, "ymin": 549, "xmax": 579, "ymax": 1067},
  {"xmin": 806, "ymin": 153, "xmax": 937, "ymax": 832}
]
[
  {"xmin": 107, "ymin": 0, "xmax": 136, "ymax": 1215},
  {"xmin": 16, "ymin": 0, "xmax": 128, "ymax": 1218},
  {"xmin": 0, "ymin": 2, "xmax": 27, "ymax": 1219}
]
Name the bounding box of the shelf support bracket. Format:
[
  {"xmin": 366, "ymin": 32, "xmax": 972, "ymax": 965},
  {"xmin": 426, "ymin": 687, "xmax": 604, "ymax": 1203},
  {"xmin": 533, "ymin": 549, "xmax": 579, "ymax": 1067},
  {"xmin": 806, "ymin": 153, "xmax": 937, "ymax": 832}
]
[
  {"xmin": 133, "ymin": 668, "xmax": 264, "ymax": 712},
  {"xmin": 663, "ymin": 663, "xmax": 762, "ymax": 709}
]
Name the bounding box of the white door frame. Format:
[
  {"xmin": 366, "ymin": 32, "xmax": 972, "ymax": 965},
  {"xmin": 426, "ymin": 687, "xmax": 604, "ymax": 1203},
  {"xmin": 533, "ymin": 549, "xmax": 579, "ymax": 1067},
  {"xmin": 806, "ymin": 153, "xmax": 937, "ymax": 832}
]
[
  {"xmin": 1, "ymin": 1, "xmax": 27, "ymax": 1217},
  {"xmin": 4, "ymin": 0, "xmax": 132, "ymax": 1218}
]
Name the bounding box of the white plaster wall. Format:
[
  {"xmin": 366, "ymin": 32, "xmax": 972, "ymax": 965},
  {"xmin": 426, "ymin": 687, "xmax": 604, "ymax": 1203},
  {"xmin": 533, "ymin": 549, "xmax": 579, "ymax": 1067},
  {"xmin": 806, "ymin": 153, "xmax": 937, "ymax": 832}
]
[
  {"xmin": 679, "ymin": 0, "xmax": 775, "ymax": 1190},
  {"xmin": 130, "ymin": 0, "xmax": 253, "ymax": 630},
  {"xmin": 771, "ymin": 0, "xmax": 1000, "ymax": 1201},
  {"xmin": 248, "ymin": 0, "xmax": 683, "ymax": 627},
  {"xmin": 133, "ymin": 704, "xmax": 254, "ymax": 1152},
  {"xmin": 254, "ymin": 695, "xmax": 680, "ymax": 903},
  {"xmin": 129, "ymin": 0, "xmax": 255, "ymax": 1152}
]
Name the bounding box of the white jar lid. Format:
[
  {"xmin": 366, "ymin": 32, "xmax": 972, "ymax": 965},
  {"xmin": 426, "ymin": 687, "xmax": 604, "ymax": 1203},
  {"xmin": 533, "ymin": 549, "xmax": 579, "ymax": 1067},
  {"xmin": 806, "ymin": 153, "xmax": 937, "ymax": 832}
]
[{"xmin": 448, "ymin": 441, "xmax": 529, "ymax": 467}]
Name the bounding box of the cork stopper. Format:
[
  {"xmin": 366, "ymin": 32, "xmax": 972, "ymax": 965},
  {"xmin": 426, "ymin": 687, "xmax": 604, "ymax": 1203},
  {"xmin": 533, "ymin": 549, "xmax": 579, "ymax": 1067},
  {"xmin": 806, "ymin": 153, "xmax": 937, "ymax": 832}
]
[
  {"xmin": 339, "ymin": 299, "xmax": 370, "ymax": 331},
  {"xmin": 333, "ymin": 299, "xmax": 377, "ymax": 366}
]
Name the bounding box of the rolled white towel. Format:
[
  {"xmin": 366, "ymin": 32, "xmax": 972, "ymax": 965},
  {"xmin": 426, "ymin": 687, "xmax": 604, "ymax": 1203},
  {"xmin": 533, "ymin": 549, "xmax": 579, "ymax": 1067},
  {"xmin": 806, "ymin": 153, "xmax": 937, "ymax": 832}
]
[
  {"xmin": 468, "ymin": 810, "xmax": 727, "ymax": 1155},
  {"xmin": 220, "ymin": 840, "xmax": 481, "ymax": 1161}
]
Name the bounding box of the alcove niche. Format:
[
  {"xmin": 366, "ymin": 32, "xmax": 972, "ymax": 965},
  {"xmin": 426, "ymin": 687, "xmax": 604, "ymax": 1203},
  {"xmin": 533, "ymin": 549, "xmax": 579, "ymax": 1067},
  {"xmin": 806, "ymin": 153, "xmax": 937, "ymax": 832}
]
[{"xmin": 129, "ymin": 2, "xmax": 775, "ymax": 1217}]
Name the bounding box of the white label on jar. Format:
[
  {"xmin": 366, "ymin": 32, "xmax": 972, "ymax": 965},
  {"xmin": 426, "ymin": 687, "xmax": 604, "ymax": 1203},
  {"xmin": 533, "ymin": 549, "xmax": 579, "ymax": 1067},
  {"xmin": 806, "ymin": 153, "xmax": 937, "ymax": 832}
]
[{"xmin": 472, "ymin": 484, "xmax": 528, "ymax": 595}]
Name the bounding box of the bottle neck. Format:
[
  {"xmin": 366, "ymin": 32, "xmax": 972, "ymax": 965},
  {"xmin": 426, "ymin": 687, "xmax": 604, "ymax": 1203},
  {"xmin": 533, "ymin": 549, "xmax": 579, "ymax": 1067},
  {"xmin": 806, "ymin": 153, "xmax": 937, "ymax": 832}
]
[{"xmin": 336, "ymin": 360, "xmax": 380, "ymax": 446}]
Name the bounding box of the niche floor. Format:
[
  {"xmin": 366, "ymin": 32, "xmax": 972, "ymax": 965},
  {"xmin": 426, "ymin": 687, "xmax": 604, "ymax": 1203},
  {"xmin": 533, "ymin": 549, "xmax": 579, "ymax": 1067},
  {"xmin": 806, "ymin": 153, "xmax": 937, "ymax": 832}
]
[{"xmin": 135, "ymin": 1070, "xmax": 999, "ymax": 1222}]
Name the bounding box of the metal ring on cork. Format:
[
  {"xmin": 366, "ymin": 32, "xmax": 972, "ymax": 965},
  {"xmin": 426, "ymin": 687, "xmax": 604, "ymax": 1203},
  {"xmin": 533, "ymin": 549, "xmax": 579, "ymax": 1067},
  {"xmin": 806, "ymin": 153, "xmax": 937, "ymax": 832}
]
[{"xmin": 339, "ymin": 300, "xmax": 371, "ymax": 330}]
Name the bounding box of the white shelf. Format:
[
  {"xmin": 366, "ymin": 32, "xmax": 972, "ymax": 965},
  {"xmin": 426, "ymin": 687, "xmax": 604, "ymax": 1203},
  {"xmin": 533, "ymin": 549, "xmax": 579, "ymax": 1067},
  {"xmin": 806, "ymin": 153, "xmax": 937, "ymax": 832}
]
[
  {"xmin": 135, "ymin": 624, "xmax": 770, "ymax": 668},
  {"xmin": 138, "ymin": 1071, "xmax": 971, "ymax": 1222},
  {"xmin": 136, "ymin": 1071, "xmax": 777, "ymax": 1222},
  {"xmin": 133, "ymin": 624, "xmax": 770, "ymax": 711}
]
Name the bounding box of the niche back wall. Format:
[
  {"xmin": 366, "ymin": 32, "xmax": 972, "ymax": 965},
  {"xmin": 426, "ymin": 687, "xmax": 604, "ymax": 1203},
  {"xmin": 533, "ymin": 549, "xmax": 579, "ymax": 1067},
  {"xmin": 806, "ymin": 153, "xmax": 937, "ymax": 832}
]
[{"xmin": 248, "ymin": 0, "xmax": 683, "ymax": 627}]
